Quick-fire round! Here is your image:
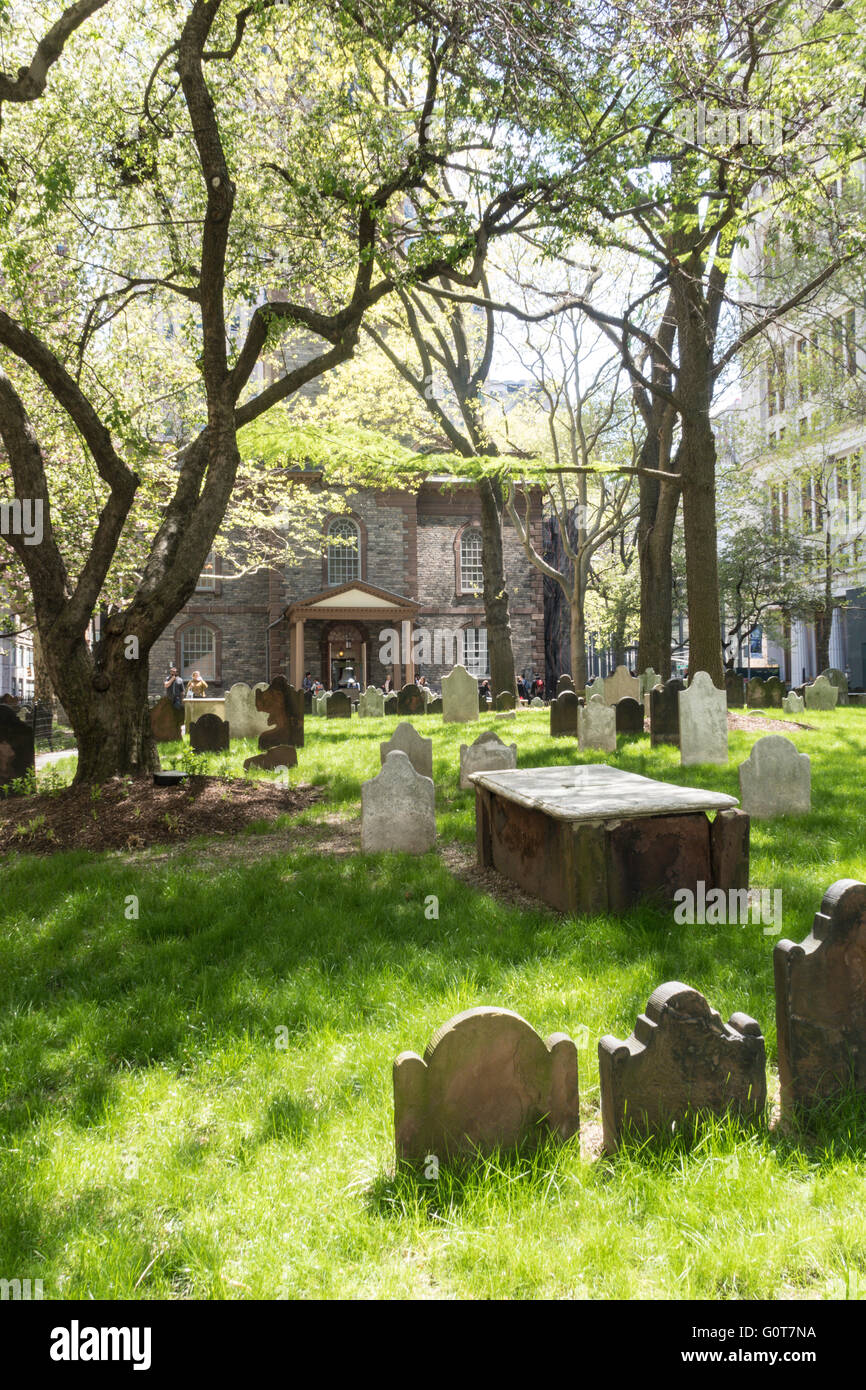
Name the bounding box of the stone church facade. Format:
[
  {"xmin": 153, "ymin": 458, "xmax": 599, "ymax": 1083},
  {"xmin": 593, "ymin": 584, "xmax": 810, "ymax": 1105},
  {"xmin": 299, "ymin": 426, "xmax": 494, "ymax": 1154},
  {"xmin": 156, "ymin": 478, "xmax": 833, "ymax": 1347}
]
[{"xmin": 149, "ymin": 477, "xmax": 545, "ymax": 695}]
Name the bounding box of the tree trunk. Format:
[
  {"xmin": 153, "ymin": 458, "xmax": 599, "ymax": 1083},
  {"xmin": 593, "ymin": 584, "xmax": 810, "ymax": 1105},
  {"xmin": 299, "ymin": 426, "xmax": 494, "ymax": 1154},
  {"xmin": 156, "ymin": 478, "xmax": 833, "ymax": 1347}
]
[
  {"xmin": 479, "ymin": 476, "xmax": 517, "ymax": 698},
  {"xmin": 570, "ymin": 593, "xmax": 587, "ymax": 689},
  {"xmin": 637, "ymin": 475, "xmax": 679, "ymax": 679},
  {"xmin": 31, "ymin": 627, "xmax": 54, "ymax": 705},
  {"xmin": 41, "ymin": 626, "xmax": 159, "ymax": 783},
  {"xmin": 680, "ymin": 409, "xmax": 724, "ymax": 685}
]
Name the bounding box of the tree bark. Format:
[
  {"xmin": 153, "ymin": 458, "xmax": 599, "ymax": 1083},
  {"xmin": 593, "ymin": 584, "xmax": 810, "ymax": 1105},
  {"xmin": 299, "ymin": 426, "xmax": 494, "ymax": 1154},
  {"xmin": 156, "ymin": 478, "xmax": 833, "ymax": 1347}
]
[
  {"xmin": 570, "ymin": 589, "xmax": 587, "ymax": 688},
  {"xmin": 636, "ymin": 438, "xmax": 680, "ymax": 679},
  {"xmin": 479, "ymin": 476, "xmax": 516, "ymax": 698}
]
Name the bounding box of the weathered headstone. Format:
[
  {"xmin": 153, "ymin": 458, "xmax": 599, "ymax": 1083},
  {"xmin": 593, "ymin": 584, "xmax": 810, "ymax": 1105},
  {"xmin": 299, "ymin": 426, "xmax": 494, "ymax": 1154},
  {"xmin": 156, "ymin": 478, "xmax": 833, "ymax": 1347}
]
[
  {"xmin": 326, "ymin": 690, "xmax": 352, "ymax": 719},
  {"xmin": 427, "ymin": 697, "xmax": 443, "ymax": 714},
  {"xmin": 746, "ymin": 676, "xmax": 767, "ymax": 708},
  {"xmin": 496, "ymin": 691, "xmax": 516, "ymax": 711},
  {"xmin": 764, "ymin": 675, "xmax": 784, "ymax": 708},
  {"xmin": 650, "ymin": 678, "xmax": 684, "ymax": 747},
  {"xmin": 150, "ymin": 695, "xmax": 184, "ymax": 743},
  {"xmin": 775, "ymin": 879, "xmax": 866, "ymax": 1111},
  {"xmin": 380, "ymin": 721, "xmax": 433, "ymax": 780},
  {"xmin": 384, "ymin": 693, "xmax": 399, "ymax": 716},
  {"xmin": 585, "ymin": 675, "xmax": 605, "ymax": 700},
  {"xmin": 256, "ymin": 677, "xmax": 305, "ymax": 748},
  {"xmin": 397, "ymin": 682, "xmax": 426, "ymax": 716},
  {"xmin": 189, "ymin": 712, "xmax": 230, "ymax": 753},
  {"xmin": 556, "ymin": 674, "xmax": 575, "ymax": 696},
  {"xmin": 678, "ymin": 671, "xmax": 728, "ymax": 766},
  {"xmin": 361, "ymin": 750, "xmax": 435, "ymax": 854},
  {"xmin": 804, "ymin": 673, "xmax": 839, "ymax": 710},
  {"xmin": 599, "ymin": 982, "xmax": 766, "ymax": 1153},
  {"xmin": 615, "ymin": 696, "xmax": 644, "ymax": 734},
  {"xmin": 782, "ymin": 691, "xmax": 805, "ymax": 714},
  {"xmin": 243, "ymin": 744, "xmax": 298, "ymax": 773},
  {"xmin": 725, "ymin": 672, "xmax": 746, "ymax": 707},
  {"xmin": 357, "ymin": 687, "xmax": 385, "ymax": 718},
  {"xmin": 604, "ymin": 664, "xmax": 640, "ymax": 706},
  {"xmin": 441, "ymin": 664, "xmax": 479, "ymax": 724},
  {"xmin": 738, "ymin": 736, "xmax": 810, "ymax": 819},
  {"xmin": 578, "ymin": 693, "xmax": 616, "ymax": 752},
  {"xmin": 303, "ymin": 691, "xmax": 313, "ymax": 714},
  {"xmin": 530, "ymin": 696, "xmax": 544, "ymax": 708},
  {"xmin": 459, "ymin": 730, "xmax": 517, "ymax": 788},
  {"xmin": 550, "ymin": 690, "xmax": 579, "ymax": 738},
  {"xmin": 224, "ymin": 682, "xmax": 270, "ymax": 740},
  {"xmin": 638, "ymin": 668, "xmax": 661, "ymax": 698},
  {"xmin": 394, "ymin": 1006, "xmax": 580, "ymax": 1164},
  {"xmin": 821, "ymin": 668, "xmax": 849, "ymax": 705},
  {"xmin": 0, "ymin": 705, "xmax": 35, "ymax": 792}
]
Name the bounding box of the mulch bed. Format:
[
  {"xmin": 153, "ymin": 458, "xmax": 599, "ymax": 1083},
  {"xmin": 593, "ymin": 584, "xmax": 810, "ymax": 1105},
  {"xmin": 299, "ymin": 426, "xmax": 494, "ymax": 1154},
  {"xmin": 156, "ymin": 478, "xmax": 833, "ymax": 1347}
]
[{"xmin": 0, "ymin": 776, "xmax": 322, "ymax": 855}]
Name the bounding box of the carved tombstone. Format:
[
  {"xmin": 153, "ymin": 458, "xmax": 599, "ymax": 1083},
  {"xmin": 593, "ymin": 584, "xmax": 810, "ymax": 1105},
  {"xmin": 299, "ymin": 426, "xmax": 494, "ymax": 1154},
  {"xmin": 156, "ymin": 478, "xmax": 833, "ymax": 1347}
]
[
  {"xmin": 224, "ymin": 682, "xmax": 269, "ymax": 740},
  {"xmin": 725, "ymin": 672, "xmax": 746, "ymax": 708},
  {"xmin": 441, "ymin": 664, "xmax": 479, "ymax": 724},
  {"xmin": 678, "ymin": 671, "xmax": 728, "ymax": 766},
  {"xmin": 189, "ymin": 712, "xmax": 230, "ymax": 753},
  {"xmin": 255, "ymin": 676, "xmax": 304, "ymax": 748},
  {"xmin": 243, "ymin": 744, "xmax": 298, "ymax": 773},
  {"xmin": 604, "ymin": 664, "xmax": 640, "ymax": 706},
  {"xmin": 150, "ymin": 695, "xmax": 184, "ymax": 743},
  {"xmin": 650, "ymin": 678, "xmax": 684, "ymax": 747},
  {"xmin": 530, "ymin": 696, "xmax": 544, "ymax": 708},
  {"xmin": 550, "ymin": 690, "xmax": 579, "ymax": 738},
  {"xmin": 738, "ymin": 735, "xmax": 810, "ymax": 818},
  {"xmin": 394, "ymin": 1006, "xmax": 580, "ymax": 1164},
  {"xmin": 384, "ymin": 693, "xmax": 399, "ymax": 716},
  {"xmin": 496, "ymin": 691, "xmax": 516, "ymax": 711},
  {"xmin": 361, "ymin": 750, "xmax": 435, "ymax": 854},
  {"xmin": 459, "ymin": 729, "xmax": 517, "ymax": 789},
  {"xmin": 556, "ymin": 674, "xmax": 575, "ymax": 696},
  {"xmin": 397, "ymin": 682, "xmax": 427, "ymax": 716},
  {"xmin": 615, "ymin": 696, "xmax": 644, "ymax": 734},
  {"xmin": 783, "ymin": 691, "xmax": 805, "ymax": 714},
  {"xmin": 578, "ymin": 693, "xmax": 616, "ymax": 752},
  {"xmin": 598, "ymin": 982, "xmax": 766, "ymax": 1153},
  {"xmin": 380, "ymin": 721, "xmax": 433, "ymax": 780},
  {"xmin": 774, "ymin": 879, "xmax": 866, "ymax": 1112},
  {"xmin": 763, "ymin": 675, "xmax": 784, "ymax": 708},
  {"xmin": 804, "ymin": 674, "xmax": 839, "ymax": 710},
  {"xmin": 357, "ymin": 686, "xmax": 385, "ymax": 718},
  {"xmin": 821, "ymin": 667, "xmax": 849, "ymax": 705},
  {"xmin": 638, "ymin": 668, "xmax": 661, "ymax": 699},
  {"xmin": 585, "ymin": 675, "xmax": 605, "ymax": 700},
  {"xmin": 427, "ymin": 697, "xmax": 443, "ymax": 714},
  {"xmin": 746, "ymin": 676, "xmax": 767, "ymax": 708},
  {"xmin": 326, "ymin": 690, "xmax": 352, "ymax": 719},
  {"xmin": 0, "ymin": 705, "xmax": 35, "ymax": 792}
]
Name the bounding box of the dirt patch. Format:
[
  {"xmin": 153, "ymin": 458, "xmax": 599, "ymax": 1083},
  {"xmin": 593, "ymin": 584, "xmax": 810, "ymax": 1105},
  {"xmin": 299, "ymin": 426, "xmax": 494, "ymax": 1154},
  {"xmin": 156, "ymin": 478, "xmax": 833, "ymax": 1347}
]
[
  {"xmin": 726, "ymin": 711, "xmax": 815, "ymax": 734},
  {"xmin": 0, "ymin": 776, "xmax": 323, "ymax": 855},
  {"xmin": 439, "ymin": 841, "xmax": 552, "ymax": 914}
]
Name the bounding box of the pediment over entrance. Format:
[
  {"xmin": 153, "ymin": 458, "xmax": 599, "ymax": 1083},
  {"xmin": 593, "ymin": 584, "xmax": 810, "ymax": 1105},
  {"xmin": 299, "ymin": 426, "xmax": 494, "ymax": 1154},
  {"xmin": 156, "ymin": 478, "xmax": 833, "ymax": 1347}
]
[{"xmin": 286, "ymin": 579, "xmax": 420, "ymax": 622}]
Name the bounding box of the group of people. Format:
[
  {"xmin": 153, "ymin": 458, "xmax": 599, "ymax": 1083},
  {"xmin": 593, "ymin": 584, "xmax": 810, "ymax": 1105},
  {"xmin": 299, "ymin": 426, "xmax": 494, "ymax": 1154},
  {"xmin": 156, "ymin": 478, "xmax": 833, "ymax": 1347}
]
[
  {"xmin": 165, "ymin": 666, "xmax": 546, "ymax": 709},
  {"xmin": 164, "ymin": 667, "xmax": 208, "ymax": 710}
]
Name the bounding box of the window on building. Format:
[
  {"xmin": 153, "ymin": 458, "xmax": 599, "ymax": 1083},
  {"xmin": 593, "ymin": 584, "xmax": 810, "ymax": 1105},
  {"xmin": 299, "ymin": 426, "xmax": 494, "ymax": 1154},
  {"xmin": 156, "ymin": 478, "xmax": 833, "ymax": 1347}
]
[
  {"xmin": 460, "ymin": 528, "xmax": 484, "ymax": 592},
  {"xmin": 196, "ymin": 552, "xmax": 217, "ymax": 592},
  {"xmin": 462, "ymin": 627, "xmax": 488, "ymax": 677},
  {"xmin": 749, "ymin": 626, "xmax": 763, "ymax": 655},
  {"xmin": 326, "ymin": 517, "xmax": 360, "ymax": 585},
  {"xmin": 181, "ymin": 625, "xmax": 216, "ymax": 680}
]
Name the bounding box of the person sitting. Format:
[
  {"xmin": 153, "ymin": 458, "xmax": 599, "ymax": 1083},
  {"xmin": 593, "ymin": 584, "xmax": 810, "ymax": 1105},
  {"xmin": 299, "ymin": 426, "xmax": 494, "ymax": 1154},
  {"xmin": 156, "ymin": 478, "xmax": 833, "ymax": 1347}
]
[
  {"xmin": 302, "ymin": 672, "xmax": 314, "ymax": 693},
  {"xmin": 185, "ymin": 670, "xmax": 208, "ymax": 698}
]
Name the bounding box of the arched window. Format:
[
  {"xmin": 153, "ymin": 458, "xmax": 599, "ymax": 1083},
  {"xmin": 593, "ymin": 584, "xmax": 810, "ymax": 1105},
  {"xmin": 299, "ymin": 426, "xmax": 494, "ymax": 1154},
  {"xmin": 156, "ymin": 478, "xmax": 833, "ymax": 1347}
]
[
  {"xmin": 180, "ymin": 624, "xmax": 216, "ymax": 680},
  {"xmin": 326, "ymin": 516, "xmax": 361, "ymax": 585},
  {"xmin": 460, "ymin": 528, "xmax": 484, "ymax": 592}
]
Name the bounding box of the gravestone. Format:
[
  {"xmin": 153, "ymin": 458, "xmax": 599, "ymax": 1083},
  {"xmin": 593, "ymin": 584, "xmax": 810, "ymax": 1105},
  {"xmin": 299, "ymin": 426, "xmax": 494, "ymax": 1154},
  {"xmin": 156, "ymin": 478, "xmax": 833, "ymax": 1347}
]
[
  {"xmin": 650, "ymin": 678, "xmax": 684, "ymax": 747},
  {"xmin": 441, "ymin": 664, "xmax": 479, "ymax": 724},
  {"xmin": 495, "ymin": 711, "xmax": 516, "ymax": 721},
  {"xmin": 604, "ymin": 665, "xmax": 640, "ymax": 706},
  {"xmin": 303, "ymin": 691, "xmax": 313, "ymax": 714},
  {"xmin": 0, "ymin": 705, "xmax": 35, "ymax": 792},
  {"xmin": 427, "ymin": 697, "xmax": 443, "ymax": 715},
  {"xmin": 775, "ymin": 879, "xmax": 866, "ymax": 1112},
  {"xmin": 598, "ymin": 982, "xmax": 766, "ymax": 1153},
  {"xmin": 243, "ymin": 744, "xmax": 298, "ymax": 773},
  {"xmin": 189, "ymin": 712, "xmax": 230, "ymax": 753},
  {"xmin": 820, "ymin": 668, "xmax": 849, "ymax": 705},
  {"xmin": 397, "ymin": 682, "xmax": 426, "ymax": 716},
  {"xmin": 738, "ymin": 736, "xmax": 810, "ymax": 819},
  {"xmin": 764, "ymin": 675, "xmax": 784, "ymax": 708},
  {"xmin": 459, "ymin": 730, "xmax": 517, "ymax": 789},
  {"xmin": 361, "ymin": 750, "xmax": 435, "ymax": 854},
  {"xmin": 783, "ymin": 692, "xmax": 805, "ymax": 714},
  {"xmin": 224, "ymin": 682, "xmax": 270, "ymax": 740},
  {"xmin": 746, "ymin": 676, "xmax": 767, "ymax": 708},
  {"xmin": 556, "ymin": 674, "xmax": 575, "ymax": 696},
  {"xmin": 615, "ymin": 696, "xmax": 644, "ymax": 734},
  {"xmin": 314, "ymin": 691, "xmax": 330, "ymax": 716},
  {"xmin": 380, "ymin": 721, "xmax": 433, "ymax": 780},
  {"xmin": 804, "ymin": 673, "xmax": 839, "ymax": 710},
  {"xmin": 550, "ymin": 691, "xmax": 579, "ymax": 738},
  {"xmin": 384, "ymin": 693, "xmax": 399, "ymax": 716},
  {"xmin": 530, "ymin": 696, "xmax": 544, "ymax": 708},
  {"xmin": 357, "ymin": 687, "xmax": 385, "ymax": 718},
  {"xmin": 578, "ymin": 693, "xmax": 616, "ymax": 752},
  {"xmin": 638, "ymin": 668, "xmax": 661, "ymax": 699},
  {"xmin": 496, "ymin": 691, "xmax": 516, "ymax": 711},
  {"xmin": 326, "ymin": 691, "xmax": 352, "ymax": 719},
  {"xmin": 150, "ymin": 695, "xmax": 184, "ymax": 743},
  {"xmin": 585, "ymin": 675, "xmax": 605, "ymax": 700},
  {"xmin": 256, "ymin": 677, "xmax": 305, "ymax": 748},
  {"xmin": 678, "ymin": 671, "xmax": 728, "ymax": 766},
  {"xmin": 394, "ymin": 1006, "xmax": 580, "ymax": 1164},
  {"xmin": 725, "ymin": 672, "xmax": 746, "ymax": 708}
]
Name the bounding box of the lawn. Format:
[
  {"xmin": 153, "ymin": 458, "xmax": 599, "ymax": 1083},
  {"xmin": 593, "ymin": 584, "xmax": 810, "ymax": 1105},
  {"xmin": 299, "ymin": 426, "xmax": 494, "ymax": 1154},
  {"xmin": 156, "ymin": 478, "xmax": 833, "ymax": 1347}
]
[{"xmin": 1, "ymin": 707, "xmax": 865, "ymax": 1299}]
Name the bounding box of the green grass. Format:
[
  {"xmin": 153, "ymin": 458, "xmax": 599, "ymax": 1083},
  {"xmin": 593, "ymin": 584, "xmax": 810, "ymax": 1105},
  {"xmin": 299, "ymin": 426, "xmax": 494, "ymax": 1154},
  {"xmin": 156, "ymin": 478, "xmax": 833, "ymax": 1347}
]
[{"xmin": 2, "ymin": 707, "xmax": 866, "ymax": 1299}]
